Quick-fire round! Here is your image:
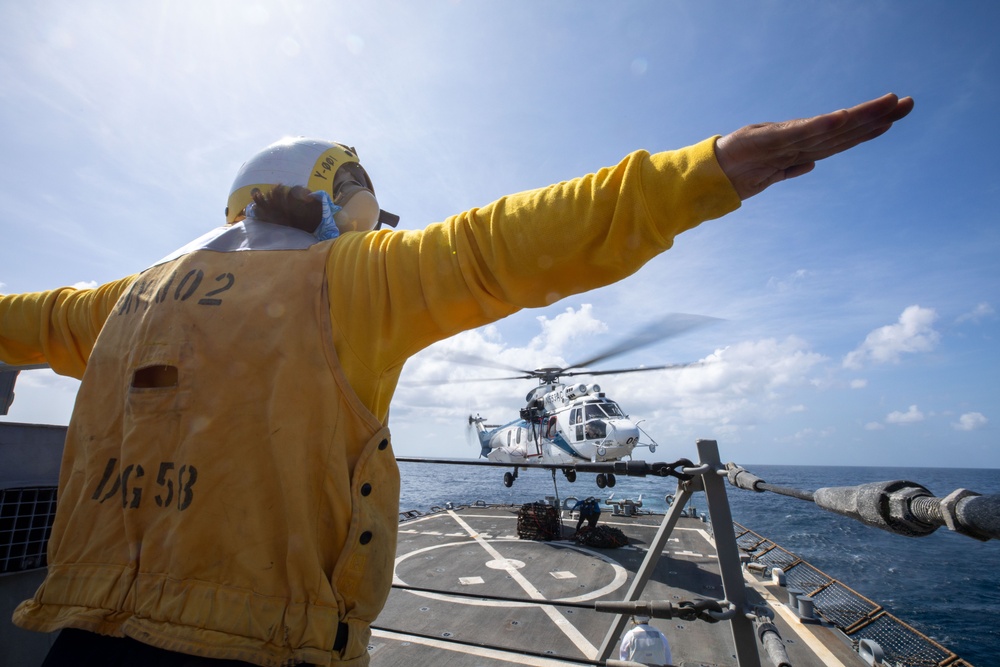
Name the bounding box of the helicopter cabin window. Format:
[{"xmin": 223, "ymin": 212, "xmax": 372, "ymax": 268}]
[
  {"xmin": 516, "ymin": 428, "xmax": 522, "ymax": 444},
  {"xmin": 545, "ymin": 416, "xmax": 557, "ymax": 438},
  {"xmin": 573, "ymin": 407, "xmax": 584, "ymax": 441},
  {"xmin": 585, "ymin": 420, "xmax": 607, "ymax": 440},
  {"xmin": 507, "ymin": 431, "xmax": 511, "ymax": 446}
]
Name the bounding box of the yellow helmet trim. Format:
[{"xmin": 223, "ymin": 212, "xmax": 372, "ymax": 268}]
[{"xmin": 225, "ymin": 139, "xmax": 367, "ymax": 224}]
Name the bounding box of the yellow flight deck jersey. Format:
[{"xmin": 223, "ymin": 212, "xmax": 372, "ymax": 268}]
[{"xmin": 0, "ymin": 139, "xmax": 740, "ymax": 666}]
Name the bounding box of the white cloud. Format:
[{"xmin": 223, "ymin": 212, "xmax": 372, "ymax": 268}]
[
  {"xmin": 766, "ymin": 268, "xmax": 811, "ymax": 292},
  {"xmin": 395, "ymin": 305, "xmax": 612, "ymax": 424},
  {"xmin": 72, "ymin": 280, "xmax": 99, "ymax": 290},
  {"xmin": 843, "ymin": 305, "xmax": 940, "ymax": 370},
  {"xmin": 577, "ymin": 335, "xmax": 827, "ymax": 441},
  {"xmin": 394, "ymin": 313, "xmax": 828, "ymax": 451},
  {"xmin": 778, "ymin": 426, "xmax": 835, "ymax": 443},
  {"xmin": 885, "ymin": 405, "xmax": 924, "ymax": 425},
  {"xmin": 530, "ymin": 304, "xmax": 608, "ymax": 358},
  {"xmin": 952, "ymin": 412, "xmax": 988, "ymax": 431},
  {"xmin": 956, "ymin": 302, "xmax": 995, "ymax": 325},
  {"xmin": 0, "ymin": 368, "xmax": 79, "ymax": 424},
  {"xmin": 865, "ymin": 422, "xmax": 885, "ymax": 431},
  {"xmin": 850, "ymin": 379, "xmax": 868, "ymax": 389}
]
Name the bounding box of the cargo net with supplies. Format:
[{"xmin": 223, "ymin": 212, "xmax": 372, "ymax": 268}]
[{"xmin": 516, "ymin": 502, "xmax": 561, "ymax": 541}]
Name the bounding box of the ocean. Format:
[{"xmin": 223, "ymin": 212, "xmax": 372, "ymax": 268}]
[{"xmin": 398, "ymin": 461, "xmax": 1000, "ymax": 667}]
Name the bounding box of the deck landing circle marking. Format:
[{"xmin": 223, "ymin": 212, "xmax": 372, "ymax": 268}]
[
  {"xmin": 485, "ymin": 558, "xmax": 525, "ymax": 570},
  {"xmin": 394, "ymin": 540, "xmax": 627, "ymax": 607}
]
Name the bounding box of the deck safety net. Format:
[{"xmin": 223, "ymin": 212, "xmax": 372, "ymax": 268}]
[
  {"xmin": 735, "ymin": 522, "xmax": 974, "ymax": 667},
  {"xmin": 0, "ymin": 486, "xmax": 57, "ymax": 574}
]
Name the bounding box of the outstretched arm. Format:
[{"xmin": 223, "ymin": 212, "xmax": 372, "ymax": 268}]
[
  {"xmin": 715, "ymin": 93, "xmax": 914, "ymax": 200},
  {"xmin": 0, "ymin": 276, "xmax": 137, "ymax": 378}
]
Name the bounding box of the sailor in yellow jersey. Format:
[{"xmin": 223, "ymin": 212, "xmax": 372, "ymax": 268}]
[{"xmin": 0, "ymin": 94, "xmax": 912, "ymax": 667}]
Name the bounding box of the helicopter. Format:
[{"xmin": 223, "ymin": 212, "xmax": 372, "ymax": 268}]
[{"xmin": 453, "ymin": 314, "xmax": 719, "ymax": 488}]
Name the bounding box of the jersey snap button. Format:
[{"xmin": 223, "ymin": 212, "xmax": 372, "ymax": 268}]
[
  {"xmin": 359, "ymin": 531, "xmax": 373, "ymax": 545},
  {"xmin": 378, "ymin": 438, "xmax": 388, "ymax": 450},
  {"xmin": 361, "ymin": 483, "xmax": 372, "ymax": 496}
]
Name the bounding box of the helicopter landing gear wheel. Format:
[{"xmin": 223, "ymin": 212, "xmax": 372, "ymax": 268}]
[
  {"xmin": 596, "ymin": 473, "xmax": 607, "ymax": 489},
  {"xmin": 564, "ymin": 469, "xmax": 577, "ymax": 483},
  {"xmin": 503, "ymin": 471, "xmax": 514, "ymax": 488},
  {"xmin": 607, "ymin": 473, "xmax": 616, "ymax": 488}
]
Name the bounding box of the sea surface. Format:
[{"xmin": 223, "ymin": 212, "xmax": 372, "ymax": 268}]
[{"xmin": 398, "ymin": 461, "xmax": 1000, "ymax": 667}]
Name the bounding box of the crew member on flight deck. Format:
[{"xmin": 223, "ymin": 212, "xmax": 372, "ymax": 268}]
[
  {"xmin": 0, "ymin": 93, "xmax": 913, "ymax": 667},
  {"xmin": 620, "ymin": 616, "xmax": 673, "ymax": 666},
  {"xmin": 573, "ymin": 496, "xmax": 603, "ymax": 533}
]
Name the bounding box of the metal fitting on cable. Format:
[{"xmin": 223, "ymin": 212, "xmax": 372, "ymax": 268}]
[
  {"xmin": 725, "ymin": 462, "xmax": 765, "ymax": 492},
  {"xmin": 680, "ymin": 462, "xmax": 713, "ymax": 475},
  {"xmin": 812, "ymin": 480, "xmax": 938, "ymax": 537},
  {"xmin": 593, "ymin": 600, "xmax": 677, "ymax": 620},
  {"xmin": 937, "ymin": 488, "xmax": 997, "ymax": 541},
  {"xmin": 705, "ymin": 600, "xmax": 738, "ymax": 622},
  {"xmin": 814, "ymin": 480, "xmax": 1000, "ymax": 540},
  {"xmin": 756, "ymin": 621, "xmax": 792, "ymax": 667}
]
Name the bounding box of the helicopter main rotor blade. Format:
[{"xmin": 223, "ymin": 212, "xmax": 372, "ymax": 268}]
[
  {"xmin": 560, "ymin": 361, "xmax": 704, "ymax": 378},
  {"xmin": 445, "ymin": 351, "xmax": 537, "ymax": 376},
  {"xmin": 404, "ymin": 373, "xmax": 536, "ymax": 386},
  {"xmin": 563, "ymin": 313, "xmax": 720, "ymax": 372}
]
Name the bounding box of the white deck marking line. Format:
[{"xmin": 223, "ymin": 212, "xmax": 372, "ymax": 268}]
[
  {"xmin": 393, "ymin": 541, "xmax": 626, "ymax": 605},
  {"xmin": 697, "ymin": 529, "xmax": 844, "ymax": 667},
  {"xmin": 398, "ymin": 513, "xmax": 448, "ymax": 527},
  {"xmin": 371, "ymin": 628, "xmax": 583, "ymax": 666},
  {"xmin": 743, "ymin": 572, "xmax": 844, "ymax": 667},
  {"xmin": 447, "ymin": 509, "xmax": 599, "ymax": 660}
]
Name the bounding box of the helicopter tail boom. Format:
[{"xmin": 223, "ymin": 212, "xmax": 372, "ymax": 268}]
[{"xmin": 468, "ymin": 414, "xmax": 493, "ymax": 458}]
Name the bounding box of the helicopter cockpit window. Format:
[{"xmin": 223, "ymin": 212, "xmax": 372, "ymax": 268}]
[
  {"xmin": 586, "ymin": 402, "xmax": 623, "ymax": 420},
  {"xmin": 603, "ymin": 402, "xmax": 625, "ymax": 417}
]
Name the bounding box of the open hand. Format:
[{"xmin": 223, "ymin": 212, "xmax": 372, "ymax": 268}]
[{"xmin": 715, "ymin": 93, "xmax": 914, "ymax": 200}]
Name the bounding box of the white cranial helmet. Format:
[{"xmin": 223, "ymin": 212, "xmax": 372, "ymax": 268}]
[{"xmin": 226, "ymin": 137, "xmax": 399, "ymax": 231}]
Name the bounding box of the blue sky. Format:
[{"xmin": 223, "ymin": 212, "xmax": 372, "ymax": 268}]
[{"xmin": 2, "ymin": 1, "xmax": 998, "ymax": 468}]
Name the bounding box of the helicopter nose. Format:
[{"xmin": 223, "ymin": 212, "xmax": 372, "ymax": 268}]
[{"xmin": 611, "ymin": 419, "xmax": 640, "ymax": 440}]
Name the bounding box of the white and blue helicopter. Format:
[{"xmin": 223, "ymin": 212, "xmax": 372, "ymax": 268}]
[{"xmin": 457, "ymin": 314, "xmax": 717, "ymax": 489}]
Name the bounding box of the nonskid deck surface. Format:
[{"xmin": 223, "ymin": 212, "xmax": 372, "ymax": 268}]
[{"xmin": 372, "ymin": 505, "xmax": 865, "ymax": 667}]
